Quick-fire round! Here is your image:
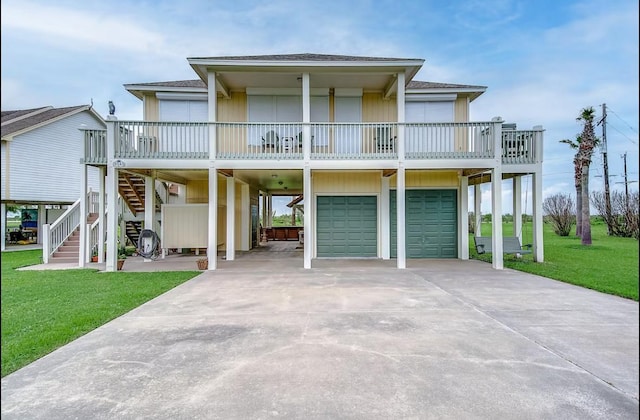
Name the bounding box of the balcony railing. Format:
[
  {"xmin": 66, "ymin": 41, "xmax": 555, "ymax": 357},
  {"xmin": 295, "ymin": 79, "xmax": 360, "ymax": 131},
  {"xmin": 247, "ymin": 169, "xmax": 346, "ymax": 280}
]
[{"xmin": 84, "ymin": 122, "xmax": 542, "ymax": 164}]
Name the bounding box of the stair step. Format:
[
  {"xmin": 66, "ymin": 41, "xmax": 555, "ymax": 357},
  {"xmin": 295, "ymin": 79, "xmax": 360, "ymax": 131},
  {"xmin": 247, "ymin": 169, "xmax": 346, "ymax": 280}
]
[{"xmin": 48, "ymin": 257, "xmax": 79, "ymax": 264}]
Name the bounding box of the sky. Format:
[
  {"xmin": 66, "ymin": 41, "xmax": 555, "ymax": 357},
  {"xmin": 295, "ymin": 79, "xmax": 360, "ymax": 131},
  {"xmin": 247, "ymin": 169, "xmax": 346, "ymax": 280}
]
[{"xmin": 2, "ymin": 0, "xmax": 638, "ymax": 216}]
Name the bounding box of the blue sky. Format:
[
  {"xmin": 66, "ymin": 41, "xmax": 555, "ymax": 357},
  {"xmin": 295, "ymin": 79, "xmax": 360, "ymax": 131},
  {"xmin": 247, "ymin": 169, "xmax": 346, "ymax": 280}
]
[{"xmin": 2, "ymin": 0, "xmax": 638, "ymax": 215}]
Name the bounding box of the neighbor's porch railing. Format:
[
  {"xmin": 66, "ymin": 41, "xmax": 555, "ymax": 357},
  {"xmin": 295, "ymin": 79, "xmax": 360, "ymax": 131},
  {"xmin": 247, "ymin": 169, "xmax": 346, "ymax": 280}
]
[{"xmin": 84, "ymin": 121, "xmax": 543, "ymax": 164}]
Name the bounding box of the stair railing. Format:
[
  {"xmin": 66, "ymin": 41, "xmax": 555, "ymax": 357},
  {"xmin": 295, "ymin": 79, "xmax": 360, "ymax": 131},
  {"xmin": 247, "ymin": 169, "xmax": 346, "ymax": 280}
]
[{"xmin": 42, "ymin": 198, "xmax": 81, "ymax": 263}]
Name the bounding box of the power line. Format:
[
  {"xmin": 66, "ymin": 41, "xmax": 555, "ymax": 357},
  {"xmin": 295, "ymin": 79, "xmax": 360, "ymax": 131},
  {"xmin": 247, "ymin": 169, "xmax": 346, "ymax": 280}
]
[
  {"xmin": 607, "ymin": 106, "xmax": 639, "ymax": 135},
  {"xmin": 607, "ymin": 122, "xmax": 638, "ymax": 145}
]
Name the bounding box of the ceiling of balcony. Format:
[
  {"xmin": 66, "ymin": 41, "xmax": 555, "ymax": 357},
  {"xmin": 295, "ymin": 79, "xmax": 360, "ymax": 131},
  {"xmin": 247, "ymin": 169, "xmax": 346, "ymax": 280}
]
[{"xmin": 215, "ymin": 71, "xmax": 397, "ymax": 91}]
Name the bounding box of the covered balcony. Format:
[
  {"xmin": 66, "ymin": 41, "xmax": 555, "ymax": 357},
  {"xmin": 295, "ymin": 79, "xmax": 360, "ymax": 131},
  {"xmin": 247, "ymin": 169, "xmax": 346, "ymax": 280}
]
[{"xmin": 83, "ymin": 121, "xmax": 543, "ymax": 166}]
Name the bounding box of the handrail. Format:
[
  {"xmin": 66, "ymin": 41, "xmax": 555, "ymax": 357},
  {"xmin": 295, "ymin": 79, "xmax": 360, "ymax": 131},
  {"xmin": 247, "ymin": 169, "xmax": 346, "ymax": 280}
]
[{"xmin": 42, "ymin": 198, "xmax": 81, "ymax": 263}]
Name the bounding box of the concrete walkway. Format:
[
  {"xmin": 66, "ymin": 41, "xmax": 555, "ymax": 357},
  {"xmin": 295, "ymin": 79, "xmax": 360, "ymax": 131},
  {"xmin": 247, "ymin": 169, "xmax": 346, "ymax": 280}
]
[{"xmin": 2, "ymin": 259, "xmax": 638, "ymax": 419}]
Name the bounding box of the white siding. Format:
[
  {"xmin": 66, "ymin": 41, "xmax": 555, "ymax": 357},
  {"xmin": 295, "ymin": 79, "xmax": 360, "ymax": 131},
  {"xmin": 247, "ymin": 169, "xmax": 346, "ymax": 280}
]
[
  {"xmin": 1, "ymin": 142, "xmax": 7, "ymax": 199},
  {"xmin": 6, "ymin": 111, "xmax": 104, "ymax": 203}
]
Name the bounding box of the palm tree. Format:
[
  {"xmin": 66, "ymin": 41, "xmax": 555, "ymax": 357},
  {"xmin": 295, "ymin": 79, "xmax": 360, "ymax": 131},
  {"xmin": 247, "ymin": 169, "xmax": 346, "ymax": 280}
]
[
  {"xmin": 576, "ymin": 107, "xmax": 599, "ymax": 245},
  {"xmin": 560, "ymin": 135, "xmax": 583, "ymax": 236}
]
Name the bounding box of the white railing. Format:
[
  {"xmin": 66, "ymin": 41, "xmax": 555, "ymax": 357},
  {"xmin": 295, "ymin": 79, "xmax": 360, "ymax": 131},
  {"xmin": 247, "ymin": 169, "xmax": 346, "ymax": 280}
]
[
  {"xmin": 82, "ymin": 129, "xmax": 107, "ymax": 164},
  {"xmin": 42, "ymin": 198, "xmax": 81, "ymax": 263},
  {"xmin": 115, "ymin": 121, "xmax": 209, "ymax": 159},
  {"xmin": 85, "ymin": 121, "xmax": 542, "ymax": 164},
  {"xmin": 501, "ymin": 129, "xmax": 540, "ymax": 164}
]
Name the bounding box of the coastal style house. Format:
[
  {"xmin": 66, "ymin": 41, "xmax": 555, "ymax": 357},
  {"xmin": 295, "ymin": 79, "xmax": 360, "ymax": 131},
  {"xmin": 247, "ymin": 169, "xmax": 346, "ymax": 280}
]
[
  {"xmin": 1, "ymin": 105, "xmax": 105, "ymax": 252},
  {"xmin": 68, "ymin": 53, "xmax": 544, "ymax": 271}
]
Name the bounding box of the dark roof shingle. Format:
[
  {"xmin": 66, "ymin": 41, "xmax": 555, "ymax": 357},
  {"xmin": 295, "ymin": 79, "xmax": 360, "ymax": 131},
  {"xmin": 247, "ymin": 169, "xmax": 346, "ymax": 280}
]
[{"xmin": 1, "ymin": 105, "xmax": 90, "ymax": 138}]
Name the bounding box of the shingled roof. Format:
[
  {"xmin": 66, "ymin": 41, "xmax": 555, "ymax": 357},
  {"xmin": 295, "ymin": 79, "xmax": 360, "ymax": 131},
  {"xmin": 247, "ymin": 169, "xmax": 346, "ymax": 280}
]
[
  {"xmin": 1, "ymin": 105, "xmax": 94, "ymax": 138},
  {"xmin": 408, "ymin": 81, "xmax": 487, "ymax": 90},
  {"xmin": 187, "ymin": 53, "xmax": 420, "ymax": 62}
]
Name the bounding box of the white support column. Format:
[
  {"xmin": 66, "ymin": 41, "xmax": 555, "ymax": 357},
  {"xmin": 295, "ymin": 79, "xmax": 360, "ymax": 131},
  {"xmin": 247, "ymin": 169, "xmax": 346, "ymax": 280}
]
[
  {"xmin": 143, "ymin": 175, "xmax": 155, "ymax": 262},
  {"xmin": 105, "ymin": 118, "xmax": 118, "ymax": 272},
  {"xmin": 396, "ymin": 71, "xmax": 406, "ymax": 269},
  {"xmin": 79, "ymin": 162, "xmax": 88, "ymax": 267},
  {"xmin": 105, "ymin": 167, "xmax": 118, "ymax": 272},
  {"xmin": 474, "ymin": 184, "xmax": 482, "ymax": 236},
  {"xmin": 268, "ymin": 194, "xmax": 273, "ymax": 227},
  {"xmin": 240, "ymin": 183, "xmax": 250, "ymax": 251},
  {"xmin": 532, "ymin": 171, "xmax": 544, "ymax": 262},
  {"xmin": 512, "ymin": 176, "xmax": 522, "ymax": 242},
  {"xmin": 98, "ymin": 167, "xmax": 106, "ymax": 263},
  {"xmin": 381, "ymin": 175, "xmax": 390, "ymax": 259},
  {"xmin": 491, "ymin": 169, "xmax": 503, "ymax": 269},
  {"xmin": 459, "ymin": 175, "xmax": 469, "ymax": 260},
  {"xmin": 0, "ymin": 203, "xmax": 6, "ymax": 251},
  {"xmin": 208, "ymin": 168, "xmax": 218, "ymax": 270},
  {"xmin": 226, "ymin": 176, "xmax": 235, "ymax": 261},
  {"xmin": 303, "ymin": 166, "xmax": 312, "ymax": 269},
  {"xmin": 396, "ymin": 166, "xmax": 406, "ymax": 269}
]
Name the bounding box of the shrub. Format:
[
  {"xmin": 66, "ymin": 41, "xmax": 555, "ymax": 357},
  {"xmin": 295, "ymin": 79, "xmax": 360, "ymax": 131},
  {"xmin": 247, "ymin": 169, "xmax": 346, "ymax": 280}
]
[{"xmin": 543, "ymin": 193, "xmax": 575, "ymax": 236}]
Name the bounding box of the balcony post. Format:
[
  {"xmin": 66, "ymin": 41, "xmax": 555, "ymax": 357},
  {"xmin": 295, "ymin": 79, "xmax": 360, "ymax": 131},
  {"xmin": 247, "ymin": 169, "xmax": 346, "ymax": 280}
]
[
  {"xmin": 302, "ymin": 73, "xmax": 311, "ymax": 161},
  {"xmin": 79, "ymin": 162, "xmax": 87, "ymax": 267},
  {"xmin": 532, "ymin": 170, "xmax": 544, "ymax": 262},
  {"xmin": 208, "ymin": 72, "xmax": 218, "ymax": 159},
  {"xmin": 474, "ymin": 184, "xmax": 482, "ymax": 236},
  {"xmin": 98, "ymin": 167, "xmax": 106, "ymax": 263},
  {"xmin": 513, "ymin": 176, "xmax": 522, "ymax": 242},
  {"xmin": 491, "ymin": 168, "xmax": 503, "ymax": 270}
]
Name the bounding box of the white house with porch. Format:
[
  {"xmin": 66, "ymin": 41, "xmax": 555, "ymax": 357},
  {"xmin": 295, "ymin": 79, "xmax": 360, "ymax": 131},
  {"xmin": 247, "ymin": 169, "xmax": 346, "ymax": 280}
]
[{"xmin": 46, "ymin": 53, "xmax": 544, "ymax": 271}]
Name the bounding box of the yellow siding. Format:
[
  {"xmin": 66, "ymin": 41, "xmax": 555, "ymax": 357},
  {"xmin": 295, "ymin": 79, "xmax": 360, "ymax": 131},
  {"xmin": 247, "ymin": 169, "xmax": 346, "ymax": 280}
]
[
  {"xmin": 218, "ymin": 92, "xmax": 247, "ymax": 122},
  {"xmin": 162, "ymin": 204, "xmax": 208, "ymax": 248},
  {"xmin": 144, "ymin": 94, "xmax": 159, "ymax": 121},
  {"xmin": 390, "ymin": 170, "xmax": 459, "ymax": 188},
  {"xmin": 454, "ymin": 97, "xmax": 468, "ymax": 123},
  {"xmin": 313, "ymin": 171, "xmax": 381, "ymax": 193},
  {"xmin": 362, "ymin": 92, "xmax": 397, "ymax": 122},
  {"xmin": 185, "ymin": 177, "xmax": 227, "ymax": 204}
]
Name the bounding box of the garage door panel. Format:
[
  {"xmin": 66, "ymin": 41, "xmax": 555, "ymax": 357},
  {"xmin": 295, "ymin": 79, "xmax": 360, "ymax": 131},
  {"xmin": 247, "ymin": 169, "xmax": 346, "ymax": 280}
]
[
  {"xmin": 390, "ymin": 190, "xmax": 457, "ymax": 258},
  {"xmin": 317, "ymin": 196, "xmax": 378, "ymax": 257}
]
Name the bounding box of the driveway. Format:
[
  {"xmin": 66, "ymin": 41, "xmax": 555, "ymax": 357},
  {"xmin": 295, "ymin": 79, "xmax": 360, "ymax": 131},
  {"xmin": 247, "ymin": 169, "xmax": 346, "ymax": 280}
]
[{"xmin": 2, "ymin": 259, "xmax": 638, "ymax": 419}]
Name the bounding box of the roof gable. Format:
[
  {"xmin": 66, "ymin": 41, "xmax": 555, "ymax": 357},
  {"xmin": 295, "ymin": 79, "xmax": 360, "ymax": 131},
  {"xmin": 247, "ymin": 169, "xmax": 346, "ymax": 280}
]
[{"xmin": 1, "ymin": 105, "xmax": 104, "ymax": 139}]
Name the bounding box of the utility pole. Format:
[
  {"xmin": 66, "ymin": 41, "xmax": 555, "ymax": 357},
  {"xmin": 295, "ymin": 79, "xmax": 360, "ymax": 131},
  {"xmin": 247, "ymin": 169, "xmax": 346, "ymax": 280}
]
[
  {"xmin": 622, "ymin": 152, "xmax": 629, "ymax": 205},
  {"xmin": 599, "ymin": 103, "xmax": 612, "ymax": 233}
]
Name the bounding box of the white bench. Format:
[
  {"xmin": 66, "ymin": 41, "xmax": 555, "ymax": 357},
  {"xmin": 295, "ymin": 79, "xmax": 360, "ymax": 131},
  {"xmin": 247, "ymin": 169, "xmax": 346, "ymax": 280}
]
[{"xmin": 474, "ymin": 236, "xmax": 532, "ymax": 256}]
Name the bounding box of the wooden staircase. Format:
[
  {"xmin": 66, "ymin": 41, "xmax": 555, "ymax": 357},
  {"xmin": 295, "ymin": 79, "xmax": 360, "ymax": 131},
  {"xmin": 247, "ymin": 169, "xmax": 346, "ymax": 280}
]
[
  {"xmin": 48, "ymin": 213, "xmax": 98, "ymax": 264},
  {"xmin": 118, "ymin": 173, "xmax": 163, "ymax": 215},
  {"xmin": 125, "ymin": 220, "xmax": 143, "ymax": 249}
]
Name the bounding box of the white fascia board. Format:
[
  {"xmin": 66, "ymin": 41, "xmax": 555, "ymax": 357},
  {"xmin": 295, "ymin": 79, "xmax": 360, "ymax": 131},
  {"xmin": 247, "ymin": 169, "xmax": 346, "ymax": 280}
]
[
  {"xmin": 404, "ymin": 159, "xmax": 497, "ymax": 170},
  {"xmin": 156, "ymin": 92, "xmax": 208, "ymax": 101},
  {"xmin": 405, "ymin": 93, "xmax": 457, "ymax": 102},
  {"xmin": 188, "ymin": 58, "xmax": 424, "ymax": 68},
  {"xmin": 125, "ymin": 85, "xmax": 208, "ymax": 100},
  {"xmin": 246, "ymin": 88, "xmax": 329, "ymax": 96}
]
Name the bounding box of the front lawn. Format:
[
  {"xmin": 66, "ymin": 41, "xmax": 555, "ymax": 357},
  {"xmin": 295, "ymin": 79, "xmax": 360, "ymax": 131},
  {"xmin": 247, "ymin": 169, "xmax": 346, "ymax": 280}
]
[
  {"xmin": 471, "ymin": 221, "xmax": 639, "ymax": 301},
  {"xmin": 1, "ymin": 250, "xmax": 200, "ymax": 377}
]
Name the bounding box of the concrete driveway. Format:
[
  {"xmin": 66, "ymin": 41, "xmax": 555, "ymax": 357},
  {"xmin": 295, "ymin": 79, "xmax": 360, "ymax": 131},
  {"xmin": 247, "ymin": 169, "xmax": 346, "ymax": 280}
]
[{"xmin": 2, "ymin": 259, "xmax": 638, "ymax": 419}]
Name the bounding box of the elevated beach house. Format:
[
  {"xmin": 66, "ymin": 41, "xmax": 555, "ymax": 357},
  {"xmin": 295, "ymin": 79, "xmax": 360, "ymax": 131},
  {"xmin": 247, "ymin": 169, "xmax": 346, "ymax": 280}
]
[{"xmin": 60, "ymin": 53, "xmax": 543, "ymax": 271}]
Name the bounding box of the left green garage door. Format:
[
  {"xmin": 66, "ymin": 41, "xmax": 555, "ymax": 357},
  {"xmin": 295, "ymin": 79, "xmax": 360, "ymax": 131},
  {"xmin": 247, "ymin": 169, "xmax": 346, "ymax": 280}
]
[{"xmin": 317, "ymin": 196, "xmax": 378, "ymax": 257}]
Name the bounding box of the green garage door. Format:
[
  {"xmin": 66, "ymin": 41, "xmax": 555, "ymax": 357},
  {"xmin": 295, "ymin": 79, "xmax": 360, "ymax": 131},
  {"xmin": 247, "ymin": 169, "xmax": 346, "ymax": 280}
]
[
  {"xmin": 317, "ymin": 196, "xmax": 377, "ymax": 257},
  {"xmin": 390, "ymin": 190, "xmax": 457, "ymax": 258}
]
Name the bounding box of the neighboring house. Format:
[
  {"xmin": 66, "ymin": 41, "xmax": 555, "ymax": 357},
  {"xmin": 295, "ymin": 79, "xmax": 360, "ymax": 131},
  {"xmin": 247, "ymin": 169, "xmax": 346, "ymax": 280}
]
[
  {"xmin": 1, "ymin": 105, "xmax": 106, "ymax": 251},
  {"xmin": 70, "ymin": 53, "xmax": 544, "ymax": 271}
]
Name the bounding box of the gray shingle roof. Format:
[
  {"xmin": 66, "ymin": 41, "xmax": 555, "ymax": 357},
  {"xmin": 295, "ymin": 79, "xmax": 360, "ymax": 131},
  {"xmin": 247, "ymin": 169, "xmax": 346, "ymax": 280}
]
[
  {"xmin": 1, "ymin": 105, "xmax": 90, "ymax": 138},
  {"xmin": 408, "ymin": 81, "xmax": 487, "ymax": 90},
  {"xmin": 124, "ymin": 80, "xmax": 207, "ymax": 88},
  {"xmin": 187, "ymin": 53, "xmax": 421, "ymax": 62}
]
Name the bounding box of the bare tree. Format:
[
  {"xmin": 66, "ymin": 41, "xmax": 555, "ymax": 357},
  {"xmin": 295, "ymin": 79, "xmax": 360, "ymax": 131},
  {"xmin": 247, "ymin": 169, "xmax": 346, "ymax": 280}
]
[
  {"xmin": 559, "ymin": 135, "xmax": 583, "ymax": 236},
  {"xmin": 576, "ymin": 107, "xmax": 599, "ymax": 245},
  {"xmin": 543, "ymin": 193, "xmax": 575, "ymax": 236},
  {"xmin": 592, "ymin": 190, "xmax": 639, "ymax": 239}
]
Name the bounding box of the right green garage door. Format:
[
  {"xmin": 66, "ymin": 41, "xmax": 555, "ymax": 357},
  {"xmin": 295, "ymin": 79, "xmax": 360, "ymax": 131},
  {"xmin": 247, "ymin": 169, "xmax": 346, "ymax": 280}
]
[{"xmin": 390, "ymin": 189, "xmax": 458, "ymax": 258}]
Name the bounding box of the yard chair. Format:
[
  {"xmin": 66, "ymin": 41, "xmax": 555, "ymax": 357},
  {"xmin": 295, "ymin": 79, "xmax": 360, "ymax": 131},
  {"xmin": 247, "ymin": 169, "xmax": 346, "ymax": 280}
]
[
  {"xmin": 375, "ymin": 126, "xmax": 396, "ymax": 153},
  {"xmin": 262, "ymin": 130, "xmax": 279, "ymax": 151}
]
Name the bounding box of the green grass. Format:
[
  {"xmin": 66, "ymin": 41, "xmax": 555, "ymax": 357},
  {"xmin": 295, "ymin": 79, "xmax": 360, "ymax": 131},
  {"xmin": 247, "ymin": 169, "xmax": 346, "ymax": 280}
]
[
  {"xmin": 471, "ymin": 221, "xmax": 639, "ymax": 301},
  {"xmin": 1, "ymin": 250, "xmax": 200, "ymax": 377}
]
